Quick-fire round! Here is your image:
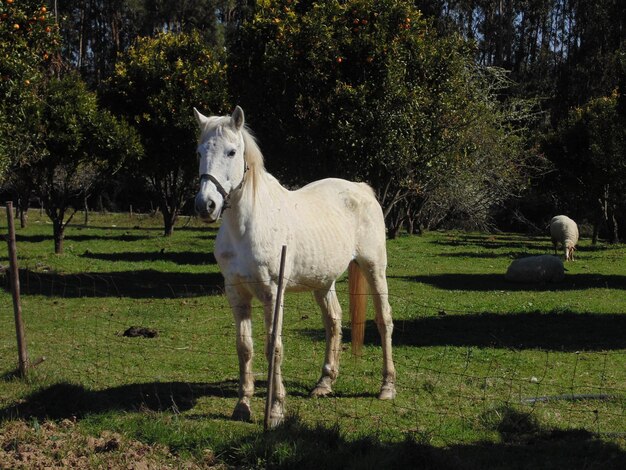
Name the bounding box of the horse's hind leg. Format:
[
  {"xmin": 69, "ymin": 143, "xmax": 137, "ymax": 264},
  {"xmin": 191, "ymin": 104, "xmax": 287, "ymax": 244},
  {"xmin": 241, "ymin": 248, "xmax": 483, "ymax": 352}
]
[
  {"xmin": 227, "ymin": 285, "xmax": 255, "ymax": 422},
  {"xmin": 311, "ymin": 283, "xmax": 342, "ymax": 397},
  {"xmin": 359, "ymin": 261, "xmax": 396, "ymax": 400}
]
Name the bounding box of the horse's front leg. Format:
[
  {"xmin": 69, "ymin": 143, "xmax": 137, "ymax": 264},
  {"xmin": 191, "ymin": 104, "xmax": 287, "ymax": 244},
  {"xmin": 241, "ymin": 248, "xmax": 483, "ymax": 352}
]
[
  {"xmin": 227, "ymin": 285, "xmax": 255, "ymax": 422},
  {"xmin": 311, "ymin": 284, "xmax": 342, "ymax": 397},
  {"xmin": 263, "ymin": 286, "xmax": 286, "ymax": 428}
]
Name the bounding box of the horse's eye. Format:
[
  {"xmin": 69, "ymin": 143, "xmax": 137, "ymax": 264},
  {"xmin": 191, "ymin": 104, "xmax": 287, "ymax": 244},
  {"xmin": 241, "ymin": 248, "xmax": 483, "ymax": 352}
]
[{"xmin": 227, "ymin": 149, "xmax": 237, "ymax": 157}]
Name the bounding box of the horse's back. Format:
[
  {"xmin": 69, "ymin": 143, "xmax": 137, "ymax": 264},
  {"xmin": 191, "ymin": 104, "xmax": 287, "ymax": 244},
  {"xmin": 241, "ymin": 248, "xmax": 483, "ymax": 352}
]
[
  {"xmin": 217, "ymin": 176, "xmax": 386, "ymax": 292},
  {"xmin": 296, "ymin": 178, "xmax": 380, "ymax": 218},
  {"xmin": 289, "ymin": 178, "xmax": 387, "ymax": 273},
  {"xmin": 294, "ymin": 178, "xmax": 384, "ymax": 232}
]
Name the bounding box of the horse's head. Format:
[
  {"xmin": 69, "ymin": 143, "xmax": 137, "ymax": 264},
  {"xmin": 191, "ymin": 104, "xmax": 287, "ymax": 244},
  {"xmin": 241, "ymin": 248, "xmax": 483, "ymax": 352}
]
[{"xmin": 193, "ymin": 106, "xmax": 246, "ymax": 222}]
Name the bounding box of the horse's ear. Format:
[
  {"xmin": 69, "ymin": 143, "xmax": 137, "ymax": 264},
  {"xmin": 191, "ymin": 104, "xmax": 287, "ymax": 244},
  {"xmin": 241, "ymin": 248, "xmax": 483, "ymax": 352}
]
[
  {"xmin": 231, "ymin": 106, "xmax": 245, "ymax": 130},
  {"xmin": 193, "ymin": 107, "xmax": 207, "ymax": 127}
]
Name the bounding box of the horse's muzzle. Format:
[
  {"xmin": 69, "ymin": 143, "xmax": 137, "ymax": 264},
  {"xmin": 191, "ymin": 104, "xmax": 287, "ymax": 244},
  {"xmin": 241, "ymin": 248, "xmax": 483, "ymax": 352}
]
[{"xmin": 195, "ymin": 195, "xmax": 219, "ymax": 223}]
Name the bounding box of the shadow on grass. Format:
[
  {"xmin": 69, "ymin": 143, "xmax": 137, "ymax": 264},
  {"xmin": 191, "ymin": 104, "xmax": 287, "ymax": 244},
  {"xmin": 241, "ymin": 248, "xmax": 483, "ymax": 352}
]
[
  {"xmin": 227, "ymin": 412, "xmax": 626, "ymax": 470},
  {"xmin": 82, "ymin": 250, "xmax": 217, "ymax": 265},
  {"xmin": 437, "ymin": 251, "xmax": 544, "ymax": 259},
  {"xmin": 1, "ymin": 381, "xmax": 623, "ymax": 468},
  {"xmin": 301, "ymin": 311, "xmax": 626, "ymax": 351},
  {"xmin": 14, "ymin": 233, "xmax": 152, "ymax": 244},
  {"xmin": 431, "ymin": 235, "xmax": 547, "ymax": 250},
  {"xmin": 396, "ymin": 273, "xmax": 626, "ymax": 291},
  {"xmin": 430, "ymin": 233, "xmax": 620, "ymax": 253},
  {"xmin": 0, "ymin": 380, "xmax": 239, "ymax": 422},
  {"xmin": 4, "ymin": 269, "xmax": 224, "ymax": 298},
  {"xmin": 75, "ymin": 224, "xmax": 219, "ymax": 236},
  {"xmin": 388, "ymin": 311, "xmax": 626, "ymax": 351},
  {"xmin": 66, "ymin": 221, "xmax": 215, "ymax": 229},
  {"xmin": 13, "ymin": 226, "xmax": 218, "ymax": 244}
]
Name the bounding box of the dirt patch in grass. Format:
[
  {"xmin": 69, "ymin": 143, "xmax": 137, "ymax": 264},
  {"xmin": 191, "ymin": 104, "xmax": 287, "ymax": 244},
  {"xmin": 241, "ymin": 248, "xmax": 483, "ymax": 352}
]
[{"xmin": 0, "ymin": 419, "xmax": 223, "ymax": 469}]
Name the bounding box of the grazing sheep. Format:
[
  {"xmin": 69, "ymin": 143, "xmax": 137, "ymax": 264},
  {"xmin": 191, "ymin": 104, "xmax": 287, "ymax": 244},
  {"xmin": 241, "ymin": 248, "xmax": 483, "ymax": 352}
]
[
  {"xmin": 550, "ymin": 215, "xmax": 579, "ymax": 261},
  {"xmin": 505, "ymin": 255, "xmax": 565, "ymax": 283}
]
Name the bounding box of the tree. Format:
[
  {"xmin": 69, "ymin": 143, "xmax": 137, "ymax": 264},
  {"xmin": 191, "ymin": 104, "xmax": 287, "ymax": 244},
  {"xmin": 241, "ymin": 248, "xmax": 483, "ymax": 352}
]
[
  {"xmin": 544, "ymin": 91, "xmax": 626, "ymax": 243},
  {"xmin": 0, "ymin": 0, "xmax": 63, "ymax": 227},
  {"xmin": 404, "ymin": 67, "xmax": 545, "ymax": 233},
  {"xmin": 57, "ymin": 0, "xmax": 242, "ymax": 86},
  {"xmin": 103, "ymin": 31, "xmax": 230, "ymax": 236},
  {"xmin": 27, "ymin": 74, "xmax": 142, "ymax": 253},
  {"xmin": 229, "ymin": 0, "xmax": 536, "ymax": 233},
  {"xmin": 0, "ymin": 0, "xmax": 58, "ymax": 186}
]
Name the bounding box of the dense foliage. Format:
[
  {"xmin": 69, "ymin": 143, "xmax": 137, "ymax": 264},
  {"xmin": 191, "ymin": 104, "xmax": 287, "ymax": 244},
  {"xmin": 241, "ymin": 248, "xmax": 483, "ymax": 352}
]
[
  {"xmin": 544, "ymin": 91, "xmax": 626, "ymax": 242},
  {"xmin": 230, "ymin": 0, "xmax": 536, "ymax": 233},
  {"xmin": 103, "ymin": 31, "xmax": 230, "ymax": 235},
  {"xmin": 0, "ymin": 0, "xmax": 141, "ymax": 252},
  {"xmin": 0, "ymin": 0, "xmax": 58, "ymax": 179},
  {"xmin": 0, "ymin": 0, "xmax": 624, "ymax": 239}
]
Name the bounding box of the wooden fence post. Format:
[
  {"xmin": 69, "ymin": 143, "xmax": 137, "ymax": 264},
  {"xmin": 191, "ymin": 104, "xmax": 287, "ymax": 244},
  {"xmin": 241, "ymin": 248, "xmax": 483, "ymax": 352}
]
[
  {"xmin": 264, "ymin": 245, "xmax": 287, "ymax": 431},
  {"xmin": 5, "ymin": 202, "xmax": 29, "ymax": 377}
]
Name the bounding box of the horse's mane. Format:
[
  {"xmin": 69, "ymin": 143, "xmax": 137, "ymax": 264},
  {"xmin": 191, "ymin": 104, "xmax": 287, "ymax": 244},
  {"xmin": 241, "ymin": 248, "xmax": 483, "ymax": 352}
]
[
  {"xmin": 198, "ymin": 115, "xmax": 265, "ymax": 195},
  {"xmin": 240, "ymin": 126, "xmax": 265, "ymax": 195}
]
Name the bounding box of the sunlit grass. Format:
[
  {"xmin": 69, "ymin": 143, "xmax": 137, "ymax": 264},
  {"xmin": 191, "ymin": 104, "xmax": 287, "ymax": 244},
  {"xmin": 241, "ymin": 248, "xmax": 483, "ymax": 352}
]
[{"xmin": 1, "ymin": 209, "xmax": 625, "ymax": 468}]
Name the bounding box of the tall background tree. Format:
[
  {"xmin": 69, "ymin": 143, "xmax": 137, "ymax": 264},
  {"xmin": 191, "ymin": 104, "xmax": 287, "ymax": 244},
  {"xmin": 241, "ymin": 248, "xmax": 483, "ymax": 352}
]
[
  {"xmin": 28, "ymin": 74, "xmax": 141, "ymax": 254},
  {"xmin": 0, "ymin": 1, "xmax": 141, "ymax": 252},
  {"xmin": 2, "ymin": 0, "xmax": 625, "ymax": 240},
  {"xmin": 543, "ymin": 91, "xmax": 626, "ymax": 243},
  {"xmin": 102, "ymin": 31, "xmax": 230, "ymax": 236},
  {"xmin": 229, "ymin": 0, "xmax": 539, "ymax": 233},
  {"xmin": 57, "ymin": 0, "xmax": 247, "ymax": 86},
  {"xmin": 0, "ymin": 0, "xmax": 59, "ymax": 221}
]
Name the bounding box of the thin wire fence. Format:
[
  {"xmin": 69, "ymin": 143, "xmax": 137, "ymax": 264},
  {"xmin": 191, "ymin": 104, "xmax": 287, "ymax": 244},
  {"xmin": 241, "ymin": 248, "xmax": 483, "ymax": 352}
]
[{"xmin": 1, "ymin": 266, "xmax": 625, "ymax": 445}]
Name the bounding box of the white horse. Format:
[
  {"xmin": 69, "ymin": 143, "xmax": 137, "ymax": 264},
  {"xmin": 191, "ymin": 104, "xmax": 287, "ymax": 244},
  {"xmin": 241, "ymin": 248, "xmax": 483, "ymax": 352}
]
[{"xmin": 193, "ymin": 106, "xmax": 396, "ymax": 427}]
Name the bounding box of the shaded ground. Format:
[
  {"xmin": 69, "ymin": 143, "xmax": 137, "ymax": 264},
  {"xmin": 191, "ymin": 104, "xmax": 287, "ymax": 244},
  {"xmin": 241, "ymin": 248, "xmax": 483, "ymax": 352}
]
[
  {"xmin": 2, "ymin": 269, "xmax": 224, "ymax": 298},
  {"xmin": 0, "ymin": 381, "xmax": 239, "ymax": 421},
  {"xmin": 2, "ymin": 412, "xmax": 624, "ymax": 470}
]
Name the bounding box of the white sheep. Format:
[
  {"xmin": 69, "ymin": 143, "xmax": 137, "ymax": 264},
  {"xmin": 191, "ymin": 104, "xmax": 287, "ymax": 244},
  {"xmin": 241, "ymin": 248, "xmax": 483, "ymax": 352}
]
[
  {"xmin": 550, "ymin": 215, "xmax": 579, "ymax": 261},
  {"xmin": 505, "ymin": 255, "xmax": 565, "ymax": 283}
]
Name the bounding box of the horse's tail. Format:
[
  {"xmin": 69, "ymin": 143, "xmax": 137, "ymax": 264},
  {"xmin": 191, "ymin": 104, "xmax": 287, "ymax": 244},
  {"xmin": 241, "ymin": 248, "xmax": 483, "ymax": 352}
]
[{"xmin": 349, "ymin": 261, "xmax": 368, "ymax": 356}]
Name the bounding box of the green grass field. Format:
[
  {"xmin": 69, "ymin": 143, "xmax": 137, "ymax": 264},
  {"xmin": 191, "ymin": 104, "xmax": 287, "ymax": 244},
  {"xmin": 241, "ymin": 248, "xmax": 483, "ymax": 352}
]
[{"xmin": 1, "ymin": 209, "xmax": 625, "ymax": 468}]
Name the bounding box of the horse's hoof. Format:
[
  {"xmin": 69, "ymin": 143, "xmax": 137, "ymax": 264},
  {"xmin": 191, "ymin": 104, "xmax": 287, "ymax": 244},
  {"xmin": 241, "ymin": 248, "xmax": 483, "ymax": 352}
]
[
  {"xmin": 268, "ymin": 403, "xmax": 285, "ymax": 428},
  {"xmin": 378, "ymin": 385, "xmax": 396, "ymax": 400},
  {"xmin": 232, "ymin": 401, "xmax": 252, "ymax": 422},
  {"xmin": 310, "ymin": 385, "xmax": 333, "ymax": 397},
  {"xmin": 310, "ymin": 378, "xmax": 333, "ymax": 397},
  {"xmin": 311, "ymin": 377, "xmax": 333, "ymax": 397}
]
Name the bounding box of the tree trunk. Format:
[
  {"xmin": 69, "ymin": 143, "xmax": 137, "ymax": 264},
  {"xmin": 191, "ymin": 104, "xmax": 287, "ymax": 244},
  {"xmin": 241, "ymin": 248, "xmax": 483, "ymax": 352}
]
[
  {"xmin": 406, "ymin": 216, "xmax": 415, "ymax": 236},
  {"xmin": 163, "ymin": 217, "xmax": 174, "ymax": 237},
  {"xmin": 83, "ymin": 196, "xmax": 89, "ymax": 226},
  {"xmin": 608, "ymin": 206, "xmax": 619, "ymax": 243},
  {"xmin": 19, "ymin": 207, "xmax": 27, "ymax": 228},
  {"xmin": 598, "ymin": 185, "xmax": 620, "ymax": 243},
  {"xmin": 53, "ymin": 221, "xmax": 65, "ymax": 254},
  {"xmin": 387, "ymin": 208, "xmax": 403, "ymax": 239},
  {"xmin": 17, "ymin": 196, "xmax": 29, "ymax": 228},
  {"xmin": 78, "ymin": 4, "xmax": 85, "ymax": 70},
  {"xmin": 160, "ymin": 204, "xmax": 177, "ymax": 237}
]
